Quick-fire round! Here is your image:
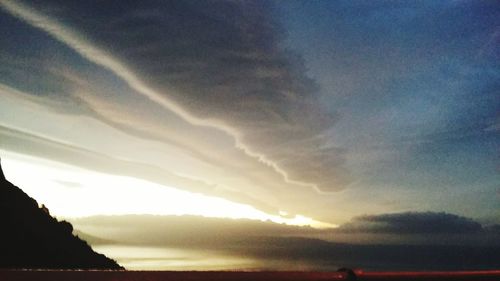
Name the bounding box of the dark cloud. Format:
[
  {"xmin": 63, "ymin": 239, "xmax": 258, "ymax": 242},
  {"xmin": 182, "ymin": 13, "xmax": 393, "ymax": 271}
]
[
  {"xmin": 14, "ymin": 0, "xmax": 349, "ymax": 191},
  {"xmin": 485, "ymin": 224, "xmax": 500, "ymax": 234},
  {"xmin": 279, "ymin": 0, "xmax": 500, "ymax": 196},
  {"xmin": 337, "ymin": 212, "xmax": 484, "ymax": 234}
]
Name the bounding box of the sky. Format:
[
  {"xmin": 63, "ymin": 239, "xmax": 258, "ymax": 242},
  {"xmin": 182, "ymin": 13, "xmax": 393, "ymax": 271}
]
[{"xmin": 0, "ymin": 0, "xmax": 499, "ymax": 271}]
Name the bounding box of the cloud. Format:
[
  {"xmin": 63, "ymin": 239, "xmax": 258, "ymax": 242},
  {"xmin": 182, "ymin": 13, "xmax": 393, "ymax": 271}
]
[
  {"xmin": 0, "ymin": 80, "xmax": 309, "ymax": 216},
  {"xmin": 485, "ymin": 224, "xmax": 500, "ymax": 234},
  {"xmin": 0, "ymin": 0, "xmax": 349, "ymax": 192},
  {"xmin": 71, "ymin": 214, "xmax": 500, "ymax": 271},
  {"xmin": 1, "ymin": 0, "xmax": 497, "ymax": 222},
  {"xmin": 337, "ymin": 212, "xmax": 484, "ymax": 234},
  {"xmin": 0, "ymin": 124, "xmax": 279, "ymax": 215},
  {"xmin": 71, "ymin": 215, "xmax": 318, "ymax": 247},
  {"xmin": 69, "ymin": 212, "xmax": 500, "ymax": 248}
]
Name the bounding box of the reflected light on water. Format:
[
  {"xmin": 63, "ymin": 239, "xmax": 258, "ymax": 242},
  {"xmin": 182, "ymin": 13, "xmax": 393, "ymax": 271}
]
[{"xmin": 93, "ymin": 245, "xmax": 260, "ymax": 270}]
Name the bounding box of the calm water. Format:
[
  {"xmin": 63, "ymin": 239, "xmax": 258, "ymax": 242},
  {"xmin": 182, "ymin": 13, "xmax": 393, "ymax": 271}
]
[
  {"xmin": 92, "ymin": 245, "xmax": 338, "ymax": 271},
  {"xmin": 93, "ymin": 245, "xmax": 261, "ymax": 270}
]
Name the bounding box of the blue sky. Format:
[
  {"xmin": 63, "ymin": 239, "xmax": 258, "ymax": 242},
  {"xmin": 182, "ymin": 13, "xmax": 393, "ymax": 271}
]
[
  {"xmin": 278, "ymin": 0, "xmax": 499, "ymax": 221},
  {"xmin": 0, "ymin": 0, "xmax": 499, "ymax": 270}
]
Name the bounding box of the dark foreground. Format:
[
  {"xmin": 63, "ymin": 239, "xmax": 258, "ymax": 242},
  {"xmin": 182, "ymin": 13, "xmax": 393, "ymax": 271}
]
[
  {"xmin": 1, "ymin": 270, "xmax": 500, "ymax": 281},
  {"xmin": 0, "ymin": 161, "xmax": 121, "ymax": 269}
]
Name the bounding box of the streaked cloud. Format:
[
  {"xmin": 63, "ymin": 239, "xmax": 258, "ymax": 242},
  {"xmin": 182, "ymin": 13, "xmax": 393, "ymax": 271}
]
[
  {"xmin": 0, "ymin": 0, "xmax": 348, "ymax": 193},
  {"xmin": 0, "ymin": 0, "xmax": 498, "ymax": 261},
  {"xmin": 1, "ymin": 155, "xmax": 334, "ymax": 228}
]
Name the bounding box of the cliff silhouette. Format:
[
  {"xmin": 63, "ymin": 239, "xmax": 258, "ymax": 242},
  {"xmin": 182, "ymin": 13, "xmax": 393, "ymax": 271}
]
[{"xmin": 0, "ymin": 158, "xmax": 122, "ymax": 269}]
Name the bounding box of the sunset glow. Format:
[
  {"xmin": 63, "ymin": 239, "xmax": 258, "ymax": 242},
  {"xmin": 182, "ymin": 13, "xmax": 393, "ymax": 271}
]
[
  {"xmin": 1, "ymin": 153, "xmax": 336, "ymax": 229},
  {"xmin": 0, "ymin": 0, "xmax": 498, "ymax": 271}
]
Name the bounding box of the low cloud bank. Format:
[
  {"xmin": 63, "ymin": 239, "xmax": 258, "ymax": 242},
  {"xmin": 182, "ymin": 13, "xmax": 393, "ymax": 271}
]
[
  {"xmin": 336, "ymin": 212, "xmax": 484, "ymax": 234},
  {"xmin": 70, "ymin": 212, "xmax": 500, "ymax": 270}
]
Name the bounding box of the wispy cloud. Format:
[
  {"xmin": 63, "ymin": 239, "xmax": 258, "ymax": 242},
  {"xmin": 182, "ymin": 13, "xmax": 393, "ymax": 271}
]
[
  {"xmin": 1, "ymin": 0, "xmax": 498, "ymax": 229},
  {"xmin": 0, "ymin": 124, "xmax": 281, "ymax": 215},
  {"xmin": 0, "ymin": 0, "xmax": 348, "ymax": 193}
]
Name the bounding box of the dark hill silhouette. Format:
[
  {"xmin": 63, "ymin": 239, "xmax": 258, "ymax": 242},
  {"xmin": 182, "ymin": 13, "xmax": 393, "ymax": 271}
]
[{"xmin": 0, "ymin": 158, "xmax": 122, "ymax": 269}]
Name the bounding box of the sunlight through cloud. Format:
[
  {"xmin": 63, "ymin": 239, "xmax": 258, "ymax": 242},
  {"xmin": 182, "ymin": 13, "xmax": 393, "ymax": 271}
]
[{"xmin": 1, "ymin": 153, "xmax": 336, "ymax": 229}]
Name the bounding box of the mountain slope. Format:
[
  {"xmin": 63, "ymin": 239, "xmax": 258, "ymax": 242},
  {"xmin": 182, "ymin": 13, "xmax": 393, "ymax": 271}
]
[{"xmin": 0, "ymin": 158, "xmax": 122, "ymax": 269}]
